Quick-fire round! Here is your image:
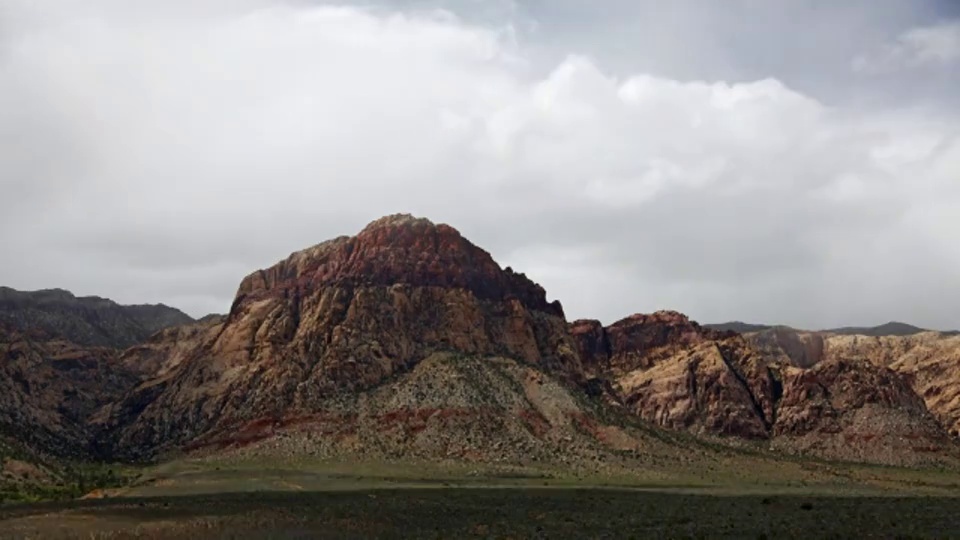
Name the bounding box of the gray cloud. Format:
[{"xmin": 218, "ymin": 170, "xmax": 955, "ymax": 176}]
[
  {"xmin": 854, "ymin": 20, "xmax": 960, "ymax": 73},
  {"xmin": 1, "ymin": 1, "xmax": 959, "ymax": 330}
]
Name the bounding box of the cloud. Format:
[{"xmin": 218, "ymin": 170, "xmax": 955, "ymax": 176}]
[
  {"xmin": 1, "ymin": 2, "xmax": 959, "ymax": 330},
  {"xmin": 853, "ymin": 20, "xmax": 960, "ymax": 73}
]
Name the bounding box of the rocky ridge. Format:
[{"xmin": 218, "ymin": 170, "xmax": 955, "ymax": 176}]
[
  {"xmin": 0, "ymin": 287, "xmax": 193, "ymax": 349},
  {"xmin": 2, "ymin": 214, "xmax": 959, "ymax": 470},
  {"xmin": 570, "ymin": 312, "xmax": 956, "ymax": 466},
  {"xmin": 746, "ymin": 328, "xmax": 960, "ymax": 439}
]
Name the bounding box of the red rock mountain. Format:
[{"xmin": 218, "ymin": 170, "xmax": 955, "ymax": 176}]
[
  {"xmin": 98, "ymin": 215, "xmax": 584, "ymax": 458},
  {"xmin": 4, "ymin": 214, "xmax": 958, "ymax": 470}
]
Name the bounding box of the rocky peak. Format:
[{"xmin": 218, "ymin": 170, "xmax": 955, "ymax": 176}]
[
  {"xmin": 103, "ymin": 215, "xmax": 580, "ymax": 457},
  {"xmin": 233, "ymin": 214, "xmax": 563, "ymax": 318}
]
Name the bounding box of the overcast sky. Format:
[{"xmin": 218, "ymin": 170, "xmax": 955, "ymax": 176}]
[{"xmin": 2, "ymin": 0, "xmax": 959, "ymax": 329}]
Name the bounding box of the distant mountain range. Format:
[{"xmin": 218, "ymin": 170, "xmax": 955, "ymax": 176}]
[
  {"xmin": 705, "ymin": 320, "xmax": 958, "ymax": 337},
  {"xmin": 0, "ymin": 286, "xmax": 193, "ymax": 348}
]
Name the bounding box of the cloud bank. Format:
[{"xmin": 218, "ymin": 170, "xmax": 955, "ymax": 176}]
[{"xmin": 1, "ymin": 2, "xmax": 958, "ymax": 329}]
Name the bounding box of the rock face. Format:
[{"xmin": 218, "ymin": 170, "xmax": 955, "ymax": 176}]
[
  {"xmin": 819, "ymin": 333, "xmax": 960, "ymax": 439},
  {"xmin": 0, "ymin": 287, "xmax": 193, "ymax": 349},
  {"xmin": 0, "ymin": 322, "xmax": 136, "ymax": 459},
  {"xmin": 571, "ymin": 312, "xmax": 778, "ymax": 440},
  {"xmin": 101, "ymin": 215, "xmax": 582, "ymax": 458},
  {"xmin": 772, "ymin": 358, "xmax": 951, "ymax": 466},
  {"xmin": 743, "ymin": 327, "xmax": 960, "ymax": 440},
  {"xmin": 572, "ymin": 313, "xmax": 957, "ymax": 466}
]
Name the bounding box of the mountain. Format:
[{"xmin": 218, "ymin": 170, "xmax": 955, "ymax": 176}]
[
  {"xmin": 95, "ymin": 215, "xmax": 590, "ymax": 460},
  {"xmin": 0, "ymin": 287, "xmax": 193, "ymax": 348},
  {"xmin": 0, "ymin": 321, "xmax": 132, "ymax": 459},
  {"xmin": 703, "ymin": 321, "xmax": 774, "ymax": 333},
  {"xmin": 2, "ymin": 214, "xmax": 958, "ymax": 473},
  {"xmin": 740, "ymin": 326, "xmax": 960, "ymax": 441},
  {"xmin": 0, "ymin": 287, "xmax": 195, "ymax": 464},
  {"xmin": 826, "ymin": 321, "xmax": 928, "ymax": 337},
  {"xmin": 86, "ymin": 215, "xmax": 955, "ymax": 468},
  {"xmin": 571, "ymin": 312, "xmax": 955, "ymax": 466},
  {"xmin": 708, "ymin": 320, "xmax": 945, "ymax": 338}
]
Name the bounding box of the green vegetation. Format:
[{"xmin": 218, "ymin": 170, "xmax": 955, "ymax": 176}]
[
  {"xmin": 2, "ymin": 488, "xmax": 959, "ymax": 538},
  {"xmin": 0, "ymin": 459, "xmax": 138, "ymax": 505},
  {"xmin": 0, "ymin": 454, "xmax": 957, "ymax": 537}
]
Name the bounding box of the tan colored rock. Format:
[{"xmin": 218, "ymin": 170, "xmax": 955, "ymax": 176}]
[
  {"xmin": 824, "ymin": 332, "xmax": 960, "ymax": 437},
  {"xmin": 569, "ymin": 312, "xmax": 776, "ymax": 440}
]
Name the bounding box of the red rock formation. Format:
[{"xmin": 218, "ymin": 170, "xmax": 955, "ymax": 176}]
[
  {"xmin": 569, "ymin": 312, "xmax": 956, "ymax": 465},
  {"xmin": 773, "ymin": 358, "xmax": 951, "ymax": 466},
  {"xmin": 232, "ymin": 215, "xmax": 563, "ymax": 318},
  {"xmin": 101, "ymin": 215, "xmax": 581, "ymax": 457},
  {"xmin": 569, "ymin": 311, "xmax": 776, "ymax": 440}
]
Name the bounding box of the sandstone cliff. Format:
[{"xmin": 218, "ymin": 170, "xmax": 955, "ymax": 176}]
[{"xmin": 571, "ymin": 313, "xmax": 957, "ymax": 466}]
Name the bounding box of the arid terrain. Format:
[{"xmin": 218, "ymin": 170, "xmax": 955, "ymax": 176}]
[{"xmin": 2, "ymin": 214, "xmax": 960, "ymax": 538}]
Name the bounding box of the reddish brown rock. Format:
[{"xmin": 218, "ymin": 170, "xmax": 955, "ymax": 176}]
[
  {"xmin": 569, "ymin": 311, "xmax": 777, "ymax": 440},
  {"xmin": 570, "ymin": 312, "xmax": 958, "ymax": 465},
  {"xmin": 101, "ymin": 215, "xmax": 582, "ymax": 458},
  {"xmin": 773, "ymin": 358, "xmax": 951, "ymax": 466},
  {"xmin": 569, "ymin": 319, "xmax": 610, "ymax": 375},
  {"xmin": 0, "ymin": 322, "xmax": 136, "ymax": 459},
  {"xmin": 745, "ymin": 327, "xmax": 960, "ymax": 441}
]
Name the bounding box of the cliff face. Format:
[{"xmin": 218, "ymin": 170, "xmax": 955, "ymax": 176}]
[
  {"xmin": 745, "ymin": 327, "xmax": 960, "ymax": 441},
  {"xmin": 570, "ymin": 313, "xmax": 957, "ymax": 466},
  {"xmin": 100, "ymin": 215, "xmax": 582, "ymax": 458},
  {"xmin": 820, "ymin": 333, "xmax": 960, "ymax": 438},
  {"xmin": 571, "ymin": 312, "xmax": 777, "ymax": 440},
  {"xmin": 772, "ymin": 358, "xmax": 951, "ymax": 466}
]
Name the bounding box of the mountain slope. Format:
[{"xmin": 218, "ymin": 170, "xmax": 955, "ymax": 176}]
[
  {"xmin": 0, "ymin": 322, "xmax": 136, "ymax": 459},
  {"xmin": 93, "ymin": 215, "xmax": 957, "ymax": 467}
]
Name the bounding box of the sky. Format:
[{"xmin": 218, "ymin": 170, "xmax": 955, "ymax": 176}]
[{"xmin": 1, "ymin": 0, "xmax": 959, "ymax": 329}]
